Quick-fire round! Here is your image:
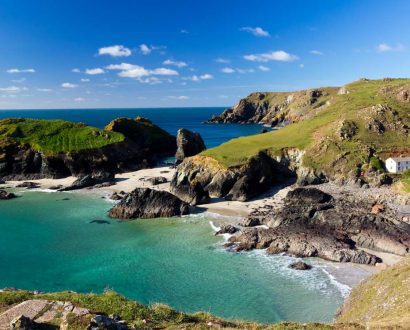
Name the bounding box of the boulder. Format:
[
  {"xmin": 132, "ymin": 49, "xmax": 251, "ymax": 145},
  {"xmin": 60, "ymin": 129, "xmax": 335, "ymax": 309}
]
[
  {"xmin": 147, "ymin": 176, "xmax": 167, "ymax": 185},
  {"xmin": 0, "ymin": 190, "xmax": 16, "ymax": 200},
  {"xmin": 10, "ymin": 315, "xmax": 36, "ymax": 330},
  {"xmin": 216, "ymin": 224, "xmax": 238, "ymax": 235},
  {"xmin": 60, "ymin": 171, "xmax": 114, "ymax": 191},
  {"xmin": 15, "ymin": 182, "xmax": 40, "ymax": 189},
  {"xmin": 175, "ymin": 128, "xmax": 206, "ymax": 163},
  {"xmin": 289, "ymin": 261, "xmax": 312, "ymax": 270},
  {"xmin": 108, "ymin": 188, "xmax": 189, "ymax": 219},
  {"xmin": 170, "ymin": 175, "xmax": 210, "ymax": 205},
  {"xmin": 286, "ymin": 187, "xmax": 333, "ymax": 204}
]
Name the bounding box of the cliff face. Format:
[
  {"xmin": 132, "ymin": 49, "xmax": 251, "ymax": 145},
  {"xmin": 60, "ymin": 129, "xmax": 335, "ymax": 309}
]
[
  {"xmin": 0, "ymin": 117, "xmax": 176, "ymax": 179},
  {"xmin": 207, "ymin": 88, "xmax": 339, "ymax": 126}
]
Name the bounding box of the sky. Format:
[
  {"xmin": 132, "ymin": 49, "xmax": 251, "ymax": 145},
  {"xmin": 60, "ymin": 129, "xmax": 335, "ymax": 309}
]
[{"xmin": 1, "ymin": 0, "xmax": 410, "ymax": 109}]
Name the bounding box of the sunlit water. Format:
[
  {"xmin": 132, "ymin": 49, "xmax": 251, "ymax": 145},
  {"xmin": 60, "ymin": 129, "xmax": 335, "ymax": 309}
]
[{"xmin": 0, "ymin": 191, "xmax": 370, "ymax": 323}]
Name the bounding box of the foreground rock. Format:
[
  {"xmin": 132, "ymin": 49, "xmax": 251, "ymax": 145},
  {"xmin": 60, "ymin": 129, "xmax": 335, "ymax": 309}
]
[
  {"xmin": 0, "ymin": 190, "xmax": 16, "ymax": 200},
  {"xmin": 227, "ymin": 187, "xmax": 410, "ymax": 265},
  {"xmin": 175, "ymin": 128, "xmax": 206, "ymax": 163},
  {"xmin": 108, "ymin": 188, "xmax": 189, "ymax": 219},
  {"xmin": 59, "ymin": 171, "xmax": 114, "ymax": 191},
  {"xmin": 289, "ymin": 261, "xmax": 312, "ymax": 270}
]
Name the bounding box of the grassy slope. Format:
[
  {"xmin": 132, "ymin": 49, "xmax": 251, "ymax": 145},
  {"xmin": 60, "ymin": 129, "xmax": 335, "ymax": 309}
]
[
  {"xmin": 0, "ymin": 290, "xmax": 359, "ymax": 330},
  {"xmin": 202, "ymin": 79, "xmax": 410, "ymax": 175},
  {"xmin": 0, "ymin": 118, "xmax": 124, "ymax": 155},
  {"xmin": 336, "ymin": 257, "xmax": 410, "ymax": 328}
]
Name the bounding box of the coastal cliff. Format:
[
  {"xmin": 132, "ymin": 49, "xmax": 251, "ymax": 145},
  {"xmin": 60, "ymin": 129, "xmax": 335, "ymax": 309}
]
[{"xmin": 0, "ymin": 117, "xmax": 176, "ymax": 180}]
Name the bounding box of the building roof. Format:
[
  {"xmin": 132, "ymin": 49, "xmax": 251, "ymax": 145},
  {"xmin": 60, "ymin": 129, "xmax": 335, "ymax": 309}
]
[{"xmin": 387, "ymin": 156, "xmax": 410, "ymax": 162}]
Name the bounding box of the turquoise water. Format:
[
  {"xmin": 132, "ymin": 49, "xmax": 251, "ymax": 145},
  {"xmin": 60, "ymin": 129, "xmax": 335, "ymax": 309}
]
[
  {"xmin": 0, "ymin": 108, "xmax": 263, "ymax": 149},
  {"xmin": 0, "ymin": 191, "xmax": 348, "ymax": 323}
]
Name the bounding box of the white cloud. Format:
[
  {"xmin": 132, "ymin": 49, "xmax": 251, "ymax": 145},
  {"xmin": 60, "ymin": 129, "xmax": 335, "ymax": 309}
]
[
  {"xmin": 37, "ymin": 88, "xmax": 52, "ymax": 92},
  {"xmin": 163, "ymin": 59, "xmax": 188, "ymax": 68},
  {"xmin": 258, "ymin": 65, "xmax": 270, "ymax": 72},
  {"xmin": 221, "ymin": 67, "xmax": 235, "ymax": 73},
  {"xmin": 180, "ymin": 29, "xmax": 189, "ymax": 34},
  {"xmin": 240, "ymin": 26, "xmax": 270, "ymax": 37},
  {"xmin": 244, "ymin": 50, "xmax": 298, "ymax": 62},
  {"xmin": 169, "ymin": 95, "xmax": 190, "ymax": 100},
  {"xmin": 236, "ymin": 68, "xmax": 255, "ymax": 74},
  {"xmin": 81, "ymin": 78, "xmax": 90, "ymax": 82},
  {"xmin": 0, "ymin": 86, "xmax": 24, "ymax": 93},
  {"xmin": 98, "ymin": 45, "xmax": 131, "ymax": 57},
  {"xmin": 6, "ymin": 68, "xmax": 35, "ymax": 74},
  {"xmin": 74, "ymin": 97, "xmax": 85, "ymax": 102},
  {"xmin": 377, "ymin": 43, "xmax": 405, "ymax": 53},
  {"xmin": 139, "ymin": 44, "xmax": 152, "ymax": 55},
  {"xmin": 200, "ymin": 73, "xmax": 213, "ymax": 80},
  {"xmin": 11, "ymin": 78, "xmax": 26, "ymax": 83},
  {"xmin": 72, "ymin": 68, "xmax": 81, "ymax": 73},
  {"xmin": 62, "ymin": 82, "xmax": 78, "ymax": 88},
  {"xmin": 310, "ymin": 50, "xmax": 324, "ymax": 55},
  {"xmin": 182, "ymin": 75, "xmax": 200, "ymax": 82},
  {"xmin": 106, "ymin": 62, "xmax": 178, "ymax": 80},
  {"xmin": 85, "ymin": 68, "xmax": 105, "ymax": 75},
  {"xmin": 215, "ymin": 58, "xmax": 230, "ymax": 63}
]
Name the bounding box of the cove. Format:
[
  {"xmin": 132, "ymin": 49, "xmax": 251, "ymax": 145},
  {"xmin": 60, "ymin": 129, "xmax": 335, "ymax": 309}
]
[{"xmin": 0, "ymin": 191, "xmax": 349, "ymax": 324}]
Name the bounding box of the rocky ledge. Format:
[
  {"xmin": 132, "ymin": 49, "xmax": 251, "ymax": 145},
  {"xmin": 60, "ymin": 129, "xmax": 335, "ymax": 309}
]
[
  {"xmin": 226, "ymin": 187, "xmax": 410, "ymax": 265},
  {"xmin": 108, "ymin": 188, "xmax": 189, "ymax": 219}
]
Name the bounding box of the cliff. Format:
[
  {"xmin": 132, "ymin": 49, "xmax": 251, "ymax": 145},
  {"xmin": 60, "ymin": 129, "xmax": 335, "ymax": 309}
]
[{"xmin": 0, "ymin": 117, "xmax": 175, "ymax": 179}]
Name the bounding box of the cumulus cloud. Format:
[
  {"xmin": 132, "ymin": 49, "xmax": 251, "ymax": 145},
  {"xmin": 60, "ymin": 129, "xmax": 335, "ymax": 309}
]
[
  {"xmin": 240, "ymin": 26, "xmax": 270, "ymax": 37},
  {"xmin": 258, "ymin": 65, "xmax": 270, "ymax": 71},
  {"xmin": 377, "ymin": 43, "xmax": 405, "ymax": 53},
  {"xmin": 221, "ymin": 67, "xmax": 235, "ymax": 73},
  {"xmin": 62, "ymin": 82, "xmax": 78, "ymax": 88},
  {"xmin": 163, "ymin": 59, "xmax": 188, "ymax": 68},
  {"xmin": 106, "ymin": 63, "xmax": 178, "ymax": 81},
  {"xmin": 139, "ymin": 44, "xmax": 152, "ymax": 55},
  {"xmin": 85, "ymin": 68, "xmax": 105, "ymax": 75},
  {"xmin": 200, "ymin": 73, "xmax": 213, "ymax": 80},
  {"xmin": 6, "ymin": 68, "xmax": 35, "ymax": 74},
  {"xmin": 183, "ymin": 74, "xmax": 213, "ymax": 82},
  {"xmin": 98, "ymin": 45, "xmax": 131, "ymax": 57},
  {"xmin": 310, "ymin": 50, "xmax": 324, "ymax": 55},
  {"xmin": 244, "ymin": 50, "xmax": 298, "ymax": 62},
  {"xmin": 215, "ymin": 58, "xmax": 230, "ymax": 63}
]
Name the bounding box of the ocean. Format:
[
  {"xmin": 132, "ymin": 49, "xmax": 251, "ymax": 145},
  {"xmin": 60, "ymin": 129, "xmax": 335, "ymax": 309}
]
[{"xmin": 0, "ymin": 108, "xmax": 369, "ymax": 324}]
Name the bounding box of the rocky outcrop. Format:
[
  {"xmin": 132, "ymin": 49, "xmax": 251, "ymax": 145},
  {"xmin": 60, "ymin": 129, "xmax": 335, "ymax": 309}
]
[
  {"xmin": 108, "ymin": 188, "xmax": 189, "ymax": 219},
  {"xmin": 0, "ymin": 117, "xmax": 176, "ymax": 180},
  {"xmin": 175, "ymin": 128, "xmax": 206, "ymax": 163},
  {"xmin": 0, "ymin": 190, "xmax": 16, "ymax": 199},
  {"xmin": 207, "ymin": 88, "xmax": 337, "ymax": 127},
  {"xmin": 88, "ymin": 314, "xmax": 128, "ymax": 330},
  {"xmin": 227, "ymin": 187, "xmax": 410, "ymax": 264},
  {"xmin": 216, "ymin": 224, "xmax": 238, "ymax": 235},
  {"xmin": 289, "ymin": 261, "xmax": 312, "ymax": 270},
  {"xmin": 59, "ymin": 171, "xmax": 114, "ymax": 191}
]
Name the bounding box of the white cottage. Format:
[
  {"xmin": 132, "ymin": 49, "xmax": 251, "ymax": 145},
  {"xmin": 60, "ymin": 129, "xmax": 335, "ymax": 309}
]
[{"xmin": 385, "ymin": 157, "xmax": 410, "ymax": 173}]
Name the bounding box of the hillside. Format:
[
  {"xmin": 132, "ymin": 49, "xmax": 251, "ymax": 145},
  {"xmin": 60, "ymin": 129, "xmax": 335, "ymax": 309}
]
[
  {"xmin": 0, "ymin": 117, "xmax": 175, "ymax": 179},
  {"xmin": 336, "ymin": 257, "xmax": 410, "ymax": 328}
]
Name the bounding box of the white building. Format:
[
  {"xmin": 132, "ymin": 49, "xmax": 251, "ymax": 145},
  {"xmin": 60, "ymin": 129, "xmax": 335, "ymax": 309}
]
[{"xmin": 385, "ymin": 157, "xmax": 410, "ymax": 173}]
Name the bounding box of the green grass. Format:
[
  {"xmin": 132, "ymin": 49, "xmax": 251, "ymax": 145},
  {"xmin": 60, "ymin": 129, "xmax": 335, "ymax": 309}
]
[
  {"xmin": 0, "ymin": 290, "xmax": 362, "ymax": 329},
  {"xmin": 202, "ymin": 79, "xmax": 410, "ymax": 177},
  {"xmin": 0, "ymin": 118, "xmax": 125, "ymax": 155}
]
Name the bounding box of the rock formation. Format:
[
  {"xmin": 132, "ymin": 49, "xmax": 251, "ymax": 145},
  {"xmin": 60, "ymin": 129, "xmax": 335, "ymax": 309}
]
[
  {"xmin": 0, "ymin": 190, "xmax": 16, "ymax": 200},
  {"xmin": 175, "ymin": 128, "xmax": 206, "ymax": 163},
  {"xmin": 226, "ymin": 187, "xmax": 410, "ymax": 265},
  {"xmin": 108, "ymin": 188, "xmax": 190, "ymax": 219}
]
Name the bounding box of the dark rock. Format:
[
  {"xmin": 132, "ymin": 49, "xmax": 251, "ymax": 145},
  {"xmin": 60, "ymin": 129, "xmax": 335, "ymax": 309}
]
[
  {"xmin": 240, "ymin": 217, "xmax": 261, "ymax": 227},
  {"xmin": 0, "ymin": 179, "xmax": 5, "ymax": 184},
  {"xmin": 48, "ymin": 184, "xmax": 63, "ymax": 190},
  {"xmin": 108, "ymin": 188, "xmax": 190, "ymax": 219},
  {"xmin": 216, "ymin": 224, "xmax": 238, "ymax": 235},
  {"xmin": 175, "ymin": 128, "xmax": 206, "ymax": 163},
  {"xmin": 0, "ymin": 189, "xmax": 16, "ymax": 200},
  {"xmin": 90, "ymin": 220, "xmax": 110, "ymax": 224},
  {"xmin": 88, "ymin": 314, "xmax": 128, "ymax": 330},
  {"xmin": 110, "ymin": 192, "xmax": 124, "ymax": 201},
  {"xmin": 15, "ymin": 182, "xmax": 40, "ymax": 189},
  {"xmin": 60, "ymin": 172, "xmax": 114, "ymax": 191},
  {"xmin": 289, "ymin": 261, "xmax": 312, "ymax": 270},
  {"xmin": 170, "ymin": 175, "xmax": 210, "ymax": 205},
  {"xmin": 286, "ymin": 187, "xmax": 333, "ymax": 204},
  {"xmin": 147, "ymin": 176, "xmax": 167, "ymax": 185}
]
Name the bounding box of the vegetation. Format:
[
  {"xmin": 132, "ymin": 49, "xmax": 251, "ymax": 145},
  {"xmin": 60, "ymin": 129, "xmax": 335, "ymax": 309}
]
[
  {"xmin": 0, "ymin": 290, "xmax": 362, "ymax": 330},
  {"xmin": 0, "ymin": 118, "xmax": 124, "ymax": 155},
  {"xmin": 202, "ymin": 79, "xmax": 410, "ymax": 181},
  {"xmin": 336, "ymin": 257, "xmax": 410, "ymax": 328}
]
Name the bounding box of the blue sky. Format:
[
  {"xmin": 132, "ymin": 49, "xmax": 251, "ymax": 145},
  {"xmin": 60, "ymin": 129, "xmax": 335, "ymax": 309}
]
[{"xmin": 0, "ymin": 0, "xmax": 410, "ymax": 109}]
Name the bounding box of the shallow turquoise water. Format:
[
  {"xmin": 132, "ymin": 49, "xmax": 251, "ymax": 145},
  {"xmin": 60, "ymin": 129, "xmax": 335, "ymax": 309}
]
[{"xmin": 0, "ymin": 191, "xmax": 347, "ymax": 323}]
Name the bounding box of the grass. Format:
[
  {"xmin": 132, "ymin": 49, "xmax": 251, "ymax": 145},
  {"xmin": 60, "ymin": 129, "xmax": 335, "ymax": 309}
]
[
  {"xmin": 202, "ymin": 79, "xmax": 410, "ymax": 179},
  {"xmin": 336, "ymin": 257, "xmax": 410, "ymax": 328},
  {"xmin": 0, "ymin": 290, "xmax": 362, "ymax": 329},
  {"xmin": 0, "ymin": 118, "xmax": 125, "ymax": 155}
]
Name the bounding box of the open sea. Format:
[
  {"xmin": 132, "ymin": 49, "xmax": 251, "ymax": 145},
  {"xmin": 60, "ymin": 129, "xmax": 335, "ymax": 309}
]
[{"xmin": 0, "ymin": 108, "xmax": 370, "ymax": 324}]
